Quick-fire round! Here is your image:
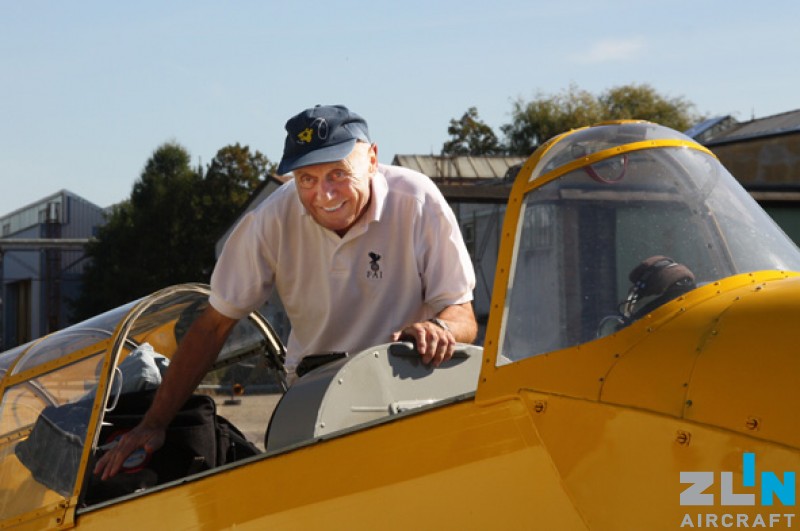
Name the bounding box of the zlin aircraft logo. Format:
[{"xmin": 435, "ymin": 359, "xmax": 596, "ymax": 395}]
[{"xmin": 679, "ymin": 453, "xmax": 796, "ymax": 528}]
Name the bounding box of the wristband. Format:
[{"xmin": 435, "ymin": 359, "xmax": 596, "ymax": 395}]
[{"xmin": 428, "ymin": 318, "xmax": 450, "ymax": 332}]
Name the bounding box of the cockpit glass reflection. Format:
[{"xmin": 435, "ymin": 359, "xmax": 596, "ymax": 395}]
[{"xmin": 500, "ymin": 145, "xmax": 800, "ymax": 365}]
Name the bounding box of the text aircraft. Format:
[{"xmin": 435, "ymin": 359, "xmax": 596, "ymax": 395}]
[{"xmin": 2, "ymin": 121, "xmax": 800, "ymax": 529}]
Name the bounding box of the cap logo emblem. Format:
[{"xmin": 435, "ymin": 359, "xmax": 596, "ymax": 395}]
[
  {"xmin": 296, "ymin": 118, "xmax": 329, "ymax": 144},
  {"xmin": 297, "ymin": 128, "xmax": 313, "ymax": 143}
]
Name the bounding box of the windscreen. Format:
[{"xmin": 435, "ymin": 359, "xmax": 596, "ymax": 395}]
[
  {"xmin": 0, "ymin": 353, "xmax": 104, "ymax": 518},
  {"xmin": 499, "ymin": 142, "xmax": 800, "ymax": 365}
]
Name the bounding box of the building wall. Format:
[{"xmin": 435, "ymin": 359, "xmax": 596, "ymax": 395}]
[
  {"xmin": 0, "ymin": 191, "xmax": 105, "ymax": 350},
  {"xmin": 707, "ymin": 133, "xmax": 800, "ymax": 248},
  {"xmin": 2, "ymin": 224, "xmax": 42, "ymax": 347},
  {"xmin": 712, "ymin": 135, "xmax": 800, "ymax": 185},
  {"xmin": 451, "ymin": 201, "xmax": 505, "ymax": 343}
]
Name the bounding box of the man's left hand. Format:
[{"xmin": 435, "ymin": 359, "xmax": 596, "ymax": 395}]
[{"xmin": 391, "ymin": 319, "xmax": 455, "ymax": 367}]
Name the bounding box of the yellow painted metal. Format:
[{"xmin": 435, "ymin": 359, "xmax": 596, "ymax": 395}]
[
  {"xmin": 0, "ymin": 499, "xmax": 73, "ymax": 531},
  {"xmin": 479, "ymin": 270, "xmax": 800, "ymax": 410},
  {"xmin": 682, "ymin": 275, "xmax": 800, "ymax": 447},
  {"xmin": 468, "ymin": 267, "xmax": 800, "ymax": 527},
  {"xmin": 478, "ymin": 128, "xmax": 738, "ymax": 402},
  {"xmin": 518, "ymin": 391, "xmax": 800, "ymax": 529},
  {"xmin": 0, "ymin": 451, "xmax": 70, "ymax": 530},
  {"xmin": 599, "ymin": 273, "xmax": 786, "ymax": 416},
  {"xmin": 65, "ymin": 271, "xmax": 800, "ymax": 531},
  {"xmin": 75, "ymin": 399, "xmax": 588, "ymax": 530},
  {"xmin": 3, "ymin": 338, "xmax": 111, "ymax": 390},
  {"xmin": 477, "ymin": 149, "xmax": 531, "ymax": 390}
]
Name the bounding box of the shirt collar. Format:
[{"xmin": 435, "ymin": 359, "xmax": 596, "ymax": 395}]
[{"xmin": 366, "ymin": 166, "xmax": 388, "ymax": 224}]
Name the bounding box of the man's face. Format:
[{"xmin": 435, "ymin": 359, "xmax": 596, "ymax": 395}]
[{"xmin": 294, "ymin": 142, "xmax": 378, "ymax": 236}]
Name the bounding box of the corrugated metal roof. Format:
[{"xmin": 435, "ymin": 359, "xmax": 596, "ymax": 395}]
[
  {"xmin": 0, "ymin": 190, "xmax": 104, "ymax": 235},
  {"xmin": 685, "ymin": 115, "xmax": 739, "ymax": 143},
  {"xmin": 685, "ymin": 116, "xmax": 731, "ymax": 138},
  {"xmin": 391, "ymin": 155, "xmax": 525, "ymax": 181},
  {"xmin": 706, "ymin": 109, "xmax": 800, "ymax": 145}
]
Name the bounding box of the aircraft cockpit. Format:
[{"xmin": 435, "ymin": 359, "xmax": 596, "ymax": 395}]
[
  {"xmin": 0, "ymin": 286, "xmax": 286, "ymax": 517},
  {"xmin": 498, "ymin": 121, "xmax": 800, "ymax": 364},
  {"xmin": 0, "ymin": 283, "xmax": 481, "ymax": 523}
]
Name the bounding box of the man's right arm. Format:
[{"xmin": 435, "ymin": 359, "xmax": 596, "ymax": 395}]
[{"xmin": 93, "ymin": 305, "xmax": 238, "ymax": 480}]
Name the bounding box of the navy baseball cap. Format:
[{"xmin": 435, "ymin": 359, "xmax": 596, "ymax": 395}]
[{"xmin": 277, "ymin": 104, "xmax": 371, "ymax": 175}]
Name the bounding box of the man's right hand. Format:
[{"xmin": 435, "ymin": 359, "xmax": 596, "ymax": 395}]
[{"xmin": 93, "ymin": 422, "xmax": 166, "ymax": 480}]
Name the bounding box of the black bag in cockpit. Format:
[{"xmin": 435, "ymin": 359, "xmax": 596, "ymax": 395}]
[{"xmin": 16, "ymin": 388, "xmax": 259, "ymax": 505}]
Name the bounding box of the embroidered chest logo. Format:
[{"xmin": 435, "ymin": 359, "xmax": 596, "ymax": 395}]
[{"xmin": 367, "ymin": 252, "xmax": 383, "ymax": 279}]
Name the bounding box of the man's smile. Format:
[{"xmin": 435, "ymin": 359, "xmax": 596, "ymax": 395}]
[{"xmin": 321, "ymin": 201, "xmax": 346, "ymax": 213}]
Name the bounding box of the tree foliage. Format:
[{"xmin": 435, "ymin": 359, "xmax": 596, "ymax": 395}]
[
  {"xmin": 501, "ymin": 85, "xmax": 604, "ymax": 156},
  {"xmin": 599, "ymin": 84, "xmax": 698, "ymax": 132},
  {"xmin": 73, "ymin": 142, "xmax": 271, "ymax": 319},
  {"xmin": 441, "ymin": 107, "xmax": 503, "ymax": 156},
  {"xmin": 445, "ymin": 83, "xmax": 703, "ymax": 157},
  {"xmin": 199, "ymin": 143, "xmax": 272, "ymax": 242}
]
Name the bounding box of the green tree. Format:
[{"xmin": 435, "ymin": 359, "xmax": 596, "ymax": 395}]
[
  {"xmin": 500, "ymin": 83, "xmax": 702, "ymax": 156},
  {"xmin": 501, "ymin": 85, "xmax": 603, "ymax": 156},
  {"xmin": 441, "ymin": 107, "xmax": 504, "ymax": 156},
  {"xmin": 198, "ymin": 143, "xmax": 273, "ymax": 246},
  {"xmin": 73, "ymin": 142, "xmax": 270, "ymax": 318},
  {"xmin": 600, "ymin": 84, "xmax": 699, "ymax": 132}
]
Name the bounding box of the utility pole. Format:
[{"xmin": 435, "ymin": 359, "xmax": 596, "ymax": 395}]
[{"xmin": 44, "ymin": 202, "xmax": 62, "ymax": 334}]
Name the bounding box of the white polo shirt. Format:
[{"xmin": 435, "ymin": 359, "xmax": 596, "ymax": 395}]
[{"xmin": 210, "ymin": 164, "xmax": 475, "ymax": 371}]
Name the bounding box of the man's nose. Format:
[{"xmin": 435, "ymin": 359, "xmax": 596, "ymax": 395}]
[{"xmin": 318, "ymin": 178, "xmax": 337, "ymax": 199}]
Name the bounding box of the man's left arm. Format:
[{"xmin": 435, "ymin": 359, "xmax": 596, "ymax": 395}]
[
  {"xmin": 435, "ymin": 301, "xmax": 478, "ymax": 344},
  {"xmin": 390, "ymin": 171, "xmax": 478, "ymax": 366},
  {"xmin": 392, "ymin": 301, "xmax": 477, "ymax": 367}
]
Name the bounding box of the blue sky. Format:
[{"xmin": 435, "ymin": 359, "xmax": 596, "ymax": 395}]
[{"xmin": 2, "ymin": 0, "xmax": 799, "ymax": 216}]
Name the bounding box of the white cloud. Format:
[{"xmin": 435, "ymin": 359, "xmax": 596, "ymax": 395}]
[{"xmin": 570, "ymin": 37, "xmax": 646, "ymax": 64}]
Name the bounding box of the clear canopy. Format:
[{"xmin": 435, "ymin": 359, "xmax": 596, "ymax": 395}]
[
  {"xmin": 0, "ymin": 284, "xmax": 283, "ymax": 521},
  {"xmin": 500, "ymin": 122, "xmax": 800, "ymax": 364}
]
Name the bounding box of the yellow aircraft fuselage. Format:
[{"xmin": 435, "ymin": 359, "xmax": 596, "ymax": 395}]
[
  {"xmin": 67, "ymin": 273, "xmax": 800, "ymax": 530},
  {"xmin": 3, "ymin": 121, "xmax": 800, "ymax": 530}
]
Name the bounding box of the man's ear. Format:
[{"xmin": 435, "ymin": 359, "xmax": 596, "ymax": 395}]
[{"xmin": 368, "ymin": 143, "xmax": 378, "ymax": 172}]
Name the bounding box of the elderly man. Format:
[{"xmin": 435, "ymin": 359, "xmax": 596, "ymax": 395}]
[{"xmin": 95, "ymin": 104, "xmax": 477, "ymax": 479}]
